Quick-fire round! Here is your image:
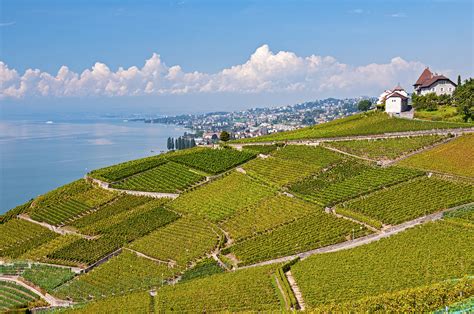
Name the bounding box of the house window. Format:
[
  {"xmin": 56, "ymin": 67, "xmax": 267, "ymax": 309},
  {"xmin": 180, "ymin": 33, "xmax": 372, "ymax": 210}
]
[{"xmin": 441, "ymin": 88, "xmax": 443, "ymax": 91}]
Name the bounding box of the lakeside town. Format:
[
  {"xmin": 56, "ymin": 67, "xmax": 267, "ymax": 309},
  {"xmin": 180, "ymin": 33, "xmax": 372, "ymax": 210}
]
[
  {"xmin": 129, "ymin": 97, "xmax": 373, "ymax": 144},
  {"xmin": 129, "ymin": 67, "xmax": 470, "ymax": 147}
]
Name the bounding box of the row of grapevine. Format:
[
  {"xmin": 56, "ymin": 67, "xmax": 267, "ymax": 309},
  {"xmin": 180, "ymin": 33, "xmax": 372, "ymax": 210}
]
[
  {"xmin": 290, "ymin": 163, "xmax": 424, "ymax": 206},
  {"xmin": 128, "ymin": 216, "xmax": 220, "ymax": 268},
  {"xmin": 290, "ymin": 220, "xmax": 474, "ymax": 308},
  {"xmin": 169, "ymin": 147, "xmax": 256, "ymax": 174},
  {"xmin": 30, "ymin": 199, "xmax": 91, "ymax": 226},
  {"xmin": 47, "ymin": 205, "xmax": 179, "ymax": 265},
  {"xmin": 338, "ymin": 176, "xmax": 474, "ymax": 225},
  {"xmin": 76, "ymin": 199, "xmax": 171, "ymax": 236},
  {"xmin": 234, "ymin": 111, "xmax": 469, "ymax": 143},
  {"xmin": 180, "ymin": 258, "xmax": 224, "ymax": 282},
  {"xmin": 54, "ymin": 250, "xmax": 178, "ymax": 302},
  {"xmin": 58, "ymin": 291, "xmax": 151, "ymax": 313},
  {"xmin": 111, "ymin": 161, "xmax": 206, "ymax": 193},
  {"xmin": 219, "ymin": 194, "xmax": 320, "ymax": 242},
  {"xmin": 225, "ymin": 211, "xmax": 370, "ymax": 266},
  {"xmin": 313, "ymin": 276, "xmax": 474, "ymax": 312},
  {"xmin": 272, "ymin": 145, "xmax": 343, "ymax": 167},
  {"xmin": 323, "ymin": 134, "xmax": 447, "ymax": 161},
  {"xmin": 88, "ymin": 155, "xmax": 168, "ymax": 182},
  {"xmin": 0, "ymin": 219, "xmax": 58, "ymax": 259},
  {"xmin": 153, "ymin": 265, "xmax": 282, "ymax": 312},
  {"xmin": 243, "ymin": 156, "xmax": 321, "ymax": 187},
  {"xmin": 169, "ymin": 172, "xmax": 275, "ymax": 222},
  {"xmin": 20, "ymin": 234, "xmax": 83, "ymax": 267},
  {"xmin": 28, "ymin": 181, "xmax": 116, "ymax": 226},
  {"xmin": 87, "ymin": 147, "xmax": 205, "ymax": 182},
  {"xmin": 21, "ymin": 264, "xmax": 75, "ymax": 292},
  {"xmin": 0, "ymin": 280, "xmax": 41, "ymax": 311},
  {"xmin": 399, "ymin": 133, "xmax": 474, "ymax": 178},
  {"xmin": 70, "ymin": 194, "xmax": 153, "ymax": 232}
]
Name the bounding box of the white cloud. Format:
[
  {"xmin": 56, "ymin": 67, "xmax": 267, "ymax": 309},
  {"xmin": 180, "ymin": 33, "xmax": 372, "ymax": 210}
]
[
  {"xmin": 0, "ymin": 21, "xmax": 15, "ymax": 27},
  {"xmin": 390, "ymin": 12, "xmax": 407, "ymax": 18},
  {"xmin": 0, "ymin": 45, "xmax": 427, "ymax": 99}
]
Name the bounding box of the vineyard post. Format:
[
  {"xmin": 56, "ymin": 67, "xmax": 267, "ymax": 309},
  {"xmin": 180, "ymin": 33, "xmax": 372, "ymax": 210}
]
[{"xmin": 352, "ymin": 228, "xmax": 355, "ymax": 240}]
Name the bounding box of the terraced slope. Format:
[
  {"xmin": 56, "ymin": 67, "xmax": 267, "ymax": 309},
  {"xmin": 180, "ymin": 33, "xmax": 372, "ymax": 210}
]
[
  {"xmin": 291, "ymin": 220, "xmax": 474, "ymax": 309},
  {"xmin": 111, "ymin": 161, "xmax": 206, "ymax": 193},
  {"xmin": 219, "ymin": 195, "xmax": 317, "ymax": 242},
  {"xmin": 226, "ymin": 210, "xmax": 370, "ymax": 266},
  {"xmin": 290, "ymin": 161, "xmax": 423, "ymax": 206},
  {"xmin": 399, "ymin": 134, "xmax": 474, "ymax": 178},
  {"xmin": 128, "ymin": 217, "xmax": 220, "ymax": 268},
  {"xmin": 234, "ymin": 111, "xmax": 470, "ymax": 143},
  {"xmin": 169, "ymin": 147, "xmax": 256, "ymax": 174},
  {"xmin": 323, "ymin": 134, "xmax": 447, "ymax": 160},
  {"xmin": 0, "ymin": 219, "xmax": 58, "ymax": 258},
  {"xmin": 47, "ymin": 203, "xmax": 179, "ymax": 265},
  {"xmin": 243, "ymin": 145, "xmax": 343, "ymax": 187},
  {"xmin": 54, "ymin": 250, "xmax": 178, "ymax": 301},
  {"xmin": 153, "ymin": 265, "xmax": 282, "ymax": 312},
  {"xmin": 0, "ymin": 281, "xmax": 41, "ymax": 311},
  {"xmin": 169, "ymin": 172, "xmax": 275, "ymax": 222},
  {"xmin": 338, "ymin": 176, "xmax": 474, "ymax": 226}
]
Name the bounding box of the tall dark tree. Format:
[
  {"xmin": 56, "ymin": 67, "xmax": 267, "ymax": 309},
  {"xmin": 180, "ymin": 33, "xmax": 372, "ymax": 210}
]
[
  {"xmin": 457, "ymin": 75, "xmax": 462, "ymax": 86},
  {"xmin": 454, "ymin": 78, "xmax": 473, "ymax": 122},
  {"xmin": 191, "ymin": 138, "xmax": 196, "ymax": 147},
  {"xmin": 175, "ymin": 138, "xmax": 179, "ymax": 150},
  {"xmin": 357, "ymin": 99, "xmax": 372, "ymax": 111},
  {"xmin": 220, "ymin": 131, "xmax": 230, "ymax": 142}
]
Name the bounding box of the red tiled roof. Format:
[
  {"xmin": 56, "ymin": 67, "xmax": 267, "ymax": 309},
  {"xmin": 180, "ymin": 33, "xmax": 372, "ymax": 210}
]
[
  {"xmin": 420, "ymin": 75, "xmax": 456, "ymax": 88},
  {"xmin": 386, "ymin": 92, "xmax": 408, "ymax": 100},
  {"xmin": 414, "ymin": 68, "xmax": 433, "ymax": 86}
]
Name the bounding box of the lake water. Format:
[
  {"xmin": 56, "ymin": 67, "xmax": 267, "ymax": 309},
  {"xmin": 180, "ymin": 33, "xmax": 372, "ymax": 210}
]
[{"xmin": 0, "ymin": 119, "xmax": 188, "ymax": 214}]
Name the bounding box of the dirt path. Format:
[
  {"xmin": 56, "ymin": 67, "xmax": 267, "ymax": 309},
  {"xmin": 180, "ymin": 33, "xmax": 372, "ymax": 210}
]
[
  {"xmin": 230, "ymin": 127, "xmax": 474, "ymax": 149},
  {"xmin": 320, "ymin": 145, "xmax": 376, "ymax": 163},
  {"xmin": 285, "ymin": 271, "xmax": 305, "ymax": 311},
  {"xmin": 0, "ymin": 275, "xmax": 73, "ymax": 307},
  {"xmin": 124, "ymin": 248, "xmax": 176, "ymax": 267},
  {"xmin": 17, "ymin": 214, "xmax": 96, "ymax": 240},
  {"xmin": 86, "ymin": 176, "xmax": 179, "ymax": 199},
  {"xmin": 239, "ymin": 202, "xmax": 474, "ymax": 269}
]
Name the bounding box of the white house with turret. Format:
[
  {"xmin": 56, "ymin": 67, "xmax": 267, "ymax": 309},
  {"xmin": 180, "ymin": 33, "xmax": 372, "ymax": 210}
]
[{"xmin": 413, "ymin": 68, "xmax": 456, "ymax": 96}]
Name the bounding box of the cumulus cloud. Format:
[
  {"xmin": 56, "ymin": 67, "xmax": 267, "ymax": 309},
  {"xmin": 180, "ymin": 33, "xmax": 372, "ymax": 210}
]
[{"xmin": 0, "ymin": 45, "xmax": 426, "ymax": 99}]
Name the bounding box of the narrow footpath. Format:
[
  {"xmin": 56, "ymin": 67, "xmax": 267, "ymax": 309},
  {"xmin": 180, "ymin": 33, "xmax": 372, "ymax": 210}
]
[
  {"xmin": 0, "ymin": 275, "xmax": 72, "ymax": 307},
  {"xmin": 17, "ymin": 214, "xmax": 96, "ymax": 240}
]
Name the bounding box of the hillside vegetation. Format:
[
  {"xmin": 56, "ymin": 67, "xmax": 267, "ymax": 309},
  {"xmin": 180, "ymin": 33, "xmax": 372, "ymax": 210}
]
[
  {"xmin": 399, "ymin": 133, "xmax": 474, "ymax": 178},
  {"xmin": 234, "ymin": 111, "xmax": 469, "ymax": 143},
  {"xmin": 0, "ymin": 112, "xmax": 472, "ymax": 312}
]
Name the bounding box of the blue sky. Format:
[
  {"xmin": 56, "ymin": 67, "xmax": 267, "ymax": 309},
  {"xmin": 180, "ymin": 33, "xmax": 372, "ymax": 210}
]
[{"xmin": 1, "ymin": 0, "xmax": 473, "ymax": 115}]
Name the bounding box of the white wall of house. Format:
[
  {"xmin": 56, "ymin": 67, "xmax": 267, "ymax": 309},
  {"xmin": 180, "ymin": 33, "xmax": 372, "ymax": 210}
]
[
  {"xmin": 419, "ymin": 81, "xmax": 456, "ymax": 96},
  {"xmin": 385, "ymin": 97, "xmax": 403, "ymax": 113}
]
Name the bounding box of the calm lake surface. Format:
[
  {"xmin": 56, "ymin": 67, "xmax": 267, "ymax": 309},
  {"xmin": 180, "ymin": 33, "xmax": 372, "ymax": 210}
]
[{"xmin": 0, "ymin": 118, "xmax": 188, "ymax": 213}]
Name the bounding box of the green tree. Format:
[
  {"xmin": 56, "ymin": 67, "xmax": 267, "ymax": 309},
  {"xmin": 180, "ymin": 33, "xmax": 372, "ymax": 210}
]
[
  {"xmin": 454, "ymin": 78, "xmax": 474, "ymax": 122},
  {"xmin": 457, "ymin": 75, "xmax": 462, "ymax": 86},
  {"xmin": 357, "ymin": 99, "xmax": 372, "ymax": 111},
  {"xmin": 412, "ymin": 93, "xmax": 439, "ymax": 111},
  {"xmin": 220, "ymin": 131, "xmax": 230, "ymax": 142}
]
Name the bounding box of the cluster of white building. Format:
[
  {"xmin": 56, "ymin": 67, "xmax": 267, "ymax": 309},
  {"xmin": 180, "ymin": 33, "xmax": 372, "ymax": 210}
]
[{"xmin": 378, "ymin": 68, "xmax": 457, "ymax": 114}]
